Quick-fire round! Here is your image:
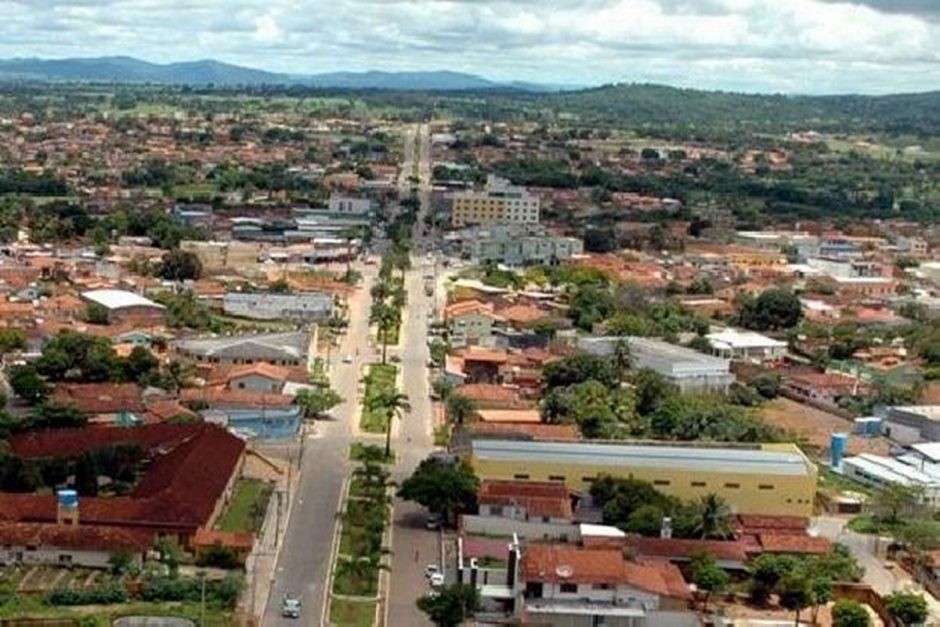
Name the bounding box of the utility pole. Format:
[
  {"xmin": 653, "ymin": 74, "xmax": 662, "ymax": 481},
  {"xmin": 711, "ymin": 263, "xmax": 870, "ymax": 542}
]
[{"xmin": 200, "ymin": 573, "xmax": 206, "ymax": 626}]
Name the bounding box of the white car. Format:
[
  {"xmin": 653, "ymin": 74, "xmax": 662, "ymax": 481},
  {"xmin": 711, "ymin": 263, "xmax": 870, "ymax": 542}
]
[
  {"xmin": 342, "ymin": 354, "xmax": 353, "ymax": 363},
  {"xmin": 429, "ymin": 572, "xmax": 445, "ymax": 587},
  {"xmin": 425, "ymin": 564, "xmax": 440, "ymax": 579}
]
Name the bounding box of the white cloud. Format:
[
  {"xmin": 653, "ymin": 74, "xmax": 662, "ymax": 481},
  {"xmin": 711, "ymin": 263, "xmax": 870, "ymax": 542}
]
[{"xmin": 0, "ymin": 0, "xmax": 937, "ymax": 93}]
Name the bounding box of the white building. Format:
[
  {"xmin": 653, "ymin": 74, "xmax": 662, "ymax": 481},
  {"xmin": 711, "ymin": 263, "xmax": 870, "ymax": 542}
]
[
  {"xmin": 450, "ymin": 224, "xmax": 583, "ymax": 266},
  {"xmin": 327, "ymin": 194, "xmax": 372, "ymax": 215},
  {"xmin": 706, "ymin": 328, "xmax": 788, "ymax": 363},
  {"xmin": 842, "ymin": 453, "xmax": 940, "ymax": 506},
  {"xmin": 579, "ymin": 336, "xmax": 735, "ymax": 393}
]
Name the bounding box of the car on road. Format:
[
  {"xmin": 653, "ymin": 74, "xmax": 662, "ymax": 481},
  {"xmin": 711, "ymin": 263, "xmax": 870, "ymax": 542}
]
[
  {"xmin": 425, "ymin": 513, "xmax": 443, "ymax": 530},
  {"xmin": 429, "ymin": 572, "xmax": 445, "ymax": 587},
  {"xmin": 342, "ymin": 354, "xmax": 353, "ymax": 363},
  {"xmin": 280, "ymin": 595, "xmax": 302, "ymax": 619}
]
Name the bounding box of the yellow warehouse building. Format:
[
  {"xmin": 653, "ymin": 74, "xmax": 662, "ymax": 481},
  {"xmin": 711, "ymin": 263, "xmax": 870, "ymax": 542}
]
[{"xmin": 469, "ymin": 439, "xmax": 817, "ymax": 517}]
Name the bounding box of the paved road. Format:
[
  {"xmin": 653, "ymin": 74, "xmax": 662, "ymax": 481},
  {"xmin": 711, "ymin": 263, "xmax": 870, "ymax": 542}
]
[
  {"xmin": 386, "ymin": 121, "xmax": 440, "ymax": 627},
  {"xmin": 262, "ymin": 267, "xmax": 376, "ymax": 627}
]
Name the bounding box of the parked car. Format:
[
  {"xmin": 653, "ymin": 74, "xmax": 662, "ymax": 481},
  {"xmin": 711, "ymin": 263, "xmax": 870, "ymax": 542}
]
[
  {"xmin": 281, "ymin": 595, "xmax": 302, "ymax": 619},
  {"xmin": 342, "ymin": 354, "xmax": 353, "ymax": 363},
  {"xmin": 429, "ymin": 572, "xmax": 445, "ymax": 587},
  {"xmin": 425, "ymin": 513, "xmax": 443, "ymax": 530},
  {"xmin": 425, "ymin": 564, "xmax": 440, "ymax": 579}
]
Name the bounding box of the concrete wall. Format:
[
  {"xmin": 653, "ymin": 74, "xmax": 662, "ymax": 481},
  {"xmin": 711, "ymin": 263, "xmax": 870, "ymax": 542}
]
[
  {"xmin": 230, "ymin": 374, "xmax": 282, "ymax": 393},
  {"xmin": 462, "ymin": 515, "xmax": 578, "ymax": 541}
]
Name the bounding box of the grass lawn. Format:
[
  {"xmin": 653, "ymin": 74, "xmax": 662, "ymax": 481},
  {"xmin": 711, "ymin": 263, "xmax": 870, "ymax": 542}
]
[
  {"xmin": 847, "ymin": 514, "xmax": 940, "ymax": 537},
  {"xmin": 817, "ymin": 467, "xmax": 875, "ymax": 496},
  {"xmin": 349, "ymin": 477, "xmax": 388, "ymax": 499},
  {"xmin": 359, "ymin": 364, "xmax": 398, "ymax": 433},
  {"xmin": 349, "ymin": 442, "xmax": 394, "ymax": 464},
  {"xmin": 216, "ymin": 479, "xmax": 274, "ymax": 533},
  {"xmin": 332, "ymin": 559, "xmax": 379, "ymax": 597},
  {"xmin": 329, "ymin": 598, "xmax": 376, "ymax": 627}
]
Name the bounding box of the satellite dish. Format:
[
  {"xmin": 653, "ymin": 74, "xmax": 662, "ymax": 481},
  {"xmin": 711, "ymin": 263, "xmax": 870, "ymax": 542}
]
[{"xmin": 555, "ymin": 565, "xmax": 573, "ymax": 579}]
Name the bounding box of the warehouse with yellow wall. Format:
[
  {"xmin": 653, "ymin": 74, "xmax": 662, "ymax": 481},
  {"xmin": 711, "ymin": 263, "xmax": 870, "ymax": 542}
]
[{"xmin": 469, "ymin": 439, "xmax": 817, "ymax": 517}]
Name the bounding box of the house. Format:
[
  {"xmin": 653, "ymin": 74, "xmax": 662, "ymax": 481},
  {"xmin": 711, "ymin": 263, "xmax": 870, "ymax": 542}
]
[
  {"xmin": 222, "ymin": 362, "xmax": 293, "ymax": 393},
  {"xmin": 173, "ymin": 332, "xmax": 311, "ymax": 367},
  {"xmin": 51, "ymin": 383, "xmax": 145, "ymax": 417},
  {"xmin": 518, "ymin": 543, "xmax": 693, "ymax": 627},
  {"xmin": 785, "ymin": 371, "xmax": 869, "ymax": 405},
  {"xmin": 0, "ymin": 522, "xmax": 151, "ymax": 569},
  {"xmin": 706, "ymin": 328, "xmax": 788, "ymax": 363},
  {"xmin": 478, "ymin": 480, "xmax": 574, "ymax": 524},
  {"xmin": 80, "ymin": 289, "xmax": 165, "ymax": 326},
  {"xmin": 0, "ymin": 423, "xmax": 246, "ymax": 549},
  {"xmin": 469, "ymin": 439, "xmax": 817, "ymax": 517},
  {"xmin": 192, "ymin": 528, "xmax": 254, "ymax": 566},
  {"xmin": 445, "ymin": 300, "xmax": 501, "ymax": 348}
]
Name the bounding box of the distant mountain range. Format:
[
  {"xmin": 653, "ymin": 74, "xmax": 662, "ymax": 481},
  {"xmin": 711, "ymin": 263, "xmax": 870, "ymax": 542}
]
[{"xmin": 0, "ymin": 56, "xmax": 566, "ymax": 91}]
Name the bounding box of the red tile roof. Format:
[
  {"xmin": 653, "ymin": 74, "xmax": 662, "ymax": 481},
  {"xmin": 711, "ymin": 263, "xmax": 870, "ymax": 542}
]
[
  {"xmin": 624, "ymin": 536, "xmax": 750, "ymax": 563},
  {"xmin": 464, "ymin": 422, "xmax": 579, "ymax": 441},
  {"xmin": 479, "ymin": 480, "xmax": 573, "ymax": 520},
  {"xmin": 456, "ymin": 383, "xmax": 522, "ymax": 404},
  {"xmin": 757, "ymin": 534, "xmax": 831, "ymax": 555},
  {"xmin": 179, "ymin": 386, "xmax": 294, "ymax": 408},
  {"xmin": 736, "ymin": 515, "xmax": 809, "ymax": 535},
  {"xmin": 521, "ymin": 544, "xmax": 690, "ymax": 599},
  {"xmin": 3, "ymin": 424, "xmax": 245, "ymax": 532},
  {"xmin": 0, "ymin": 521, "xmax": 152, "ymax": 553},
  {"xmin": 51, "ymin": 383, "xmax": 145, "ymax": 415}
]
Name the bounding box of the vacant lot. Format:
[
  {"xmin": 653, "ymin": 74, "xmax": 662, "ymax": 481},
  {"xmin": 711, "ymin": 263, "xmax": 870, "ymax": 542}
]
[{"xmin": 759, "ymin": 397, "xmax": 890, "ymax": 457}]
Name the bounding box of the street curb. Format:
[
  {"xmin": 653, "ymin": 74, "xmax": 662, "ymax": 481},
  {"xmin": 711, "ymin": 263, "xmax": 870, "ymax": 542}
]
[{"xmin": 321, "ymin": 474, "xmax": 352, "ymax": 627}]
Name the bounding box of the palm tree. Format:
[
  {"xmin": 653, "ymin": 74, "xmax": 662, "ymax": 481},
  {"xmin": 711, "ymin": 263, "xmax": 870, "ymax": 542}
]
[
  {"xmin": 370, "ymin": 303, "xmax": 398, "ymax": 364},
  {"xmin": 367, "ymin": 390, "xmax": 411, "ymax": 458},
  {"xmin": 688, "ymin": 494, "xmax": 734, "ymax": 540},
  {"xmin": 446, "ymin": 394, "xmax": 478, "ymax": 425},
  {"xmin": 613, "ymin": 337, "xmax": 633, "ymax": 375}
]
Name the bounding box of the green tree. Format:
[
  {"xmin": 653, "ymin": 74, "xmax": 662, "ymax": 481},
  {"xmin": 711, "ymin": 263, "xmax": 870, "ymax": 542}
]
[
  {"xmin": 872, "ymin": 484, "xmax": 923, "ymax": 524},
  {"xmin": 29, "ymin": 403, "xmax": 88, "ymax": 430},
  {"xmin": 632, "ymin": 368, "xmax": 677, "ymax": 416},
  {"xmin": 398, "ymin": 457, "xmax": 479, "ymax": 526},
  {"xmin": 161, "ymin": 360, "xmax": 195, "ymax": 393},
  {"xmin": 832, "ymin": 599, "xmax": 871, "ymax": 627},
  {"xmin": 749, "ymin": 554, "xmax": 797, "ymax": 604},
  {"xmin": 543, "ymin": 353, "xmax": 620, "ymax": 391},
  {"xmin": 416, "ymin": 583, "xmax": 480, "ymax": 627},
  {"xmin": 159, "ymin": 249, "xmax": 202, "ymax": 281},
  {"xmin": 445, "ymin": 394, "xmax": 478, "ymax": 426},
  {"xmin": 108, "ymin": 549, "xmax": 135, "ymax": 576},
  {"xmin": 689, "ymin": 552, "xmax": 729, "ymax": 612},
  {"xmin": 295, "ymin": 386, "xmax": 343, "ymax": 419},
  {"xmin": 85, "ymin": 303, "xmax": 110, "ymax": 325},
  {"xmin": 0, "ymin": 327, "xmax": 27, "ymax": 352},
  {"xmin": 778, "ymin": 572, "xmax": 812, "ymax": 626},
  {"xmin": 122, "ymin": 346, "xmax": 159, "ymax": 383},
  {"xmin": 884, "ymin": 592, "xmax": 929, "ymax": 626},
  {"xmin": 684, "ymin": 494, "xmax": 734, "ymax": 540},
  {"xmin": 738, "ymin": 288, "xmax": 803, "ymax": 331},
  {"xmin": 8, "ymin": 364, "xmax": 49, "ymax": 404},
  {"xmin": 366, "ymin": 390, "xmax": 410, "ymax": 459}
]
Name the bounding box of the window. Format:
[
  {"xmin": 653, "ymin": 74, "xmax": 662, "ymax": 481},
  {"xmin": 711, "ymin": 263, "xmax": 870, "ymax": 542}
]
[
  {"xmin": 513, "ymin": 473, "xmax": 530, "ymax": 480},
  {"xmin": 560, "ymin": 583, "xmax": 578, "ymax": 594},
  {"xmin": 58, "ymin": 554, "xmax": 72, "ymax": 565},
  {"xmin": 724, "ymin": 483, "xmax": 741, "ymax": 489},
  {"xmin": 489, "ymin": 505, "xmax": 503, "ymax": 517},
  {"xmin": 592, "ymin": 616, "xmax": 608, "ymax": 627},
  {"xmin": 582, "ymin": 476, "xmax": 596, "ymax": 483},
  {"xmin": 548, "ymin": 475, "xmax": 565, "ymax": 482},
  {"xmin": 653, "ymin": 480, "xmax": 671, "ymax": 486},
  {"xmin": 759, "ymin": 484, "xmax": 775, "ymax": 490},
  {"xmin": 691, "ymin": 481, "xmax": 707, "ymax": 487},
  {"xmin": 592, "ymin": 583, "xmax": 611, "ymax": 590}
]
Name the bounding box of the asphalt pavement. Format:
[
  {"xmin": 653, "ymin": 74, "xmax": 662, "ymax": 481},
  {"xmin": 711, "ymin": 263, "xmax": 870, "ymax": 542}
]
[{"xmin": 261, "ymin": 266, "xmax": 376, "ymax": 627}]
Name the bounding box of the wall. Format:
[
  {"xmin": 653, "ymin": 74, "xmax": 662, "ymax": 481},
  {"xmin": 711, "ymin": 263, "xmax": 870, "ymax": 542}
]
[
  {"xmin": 230, "ymin": 374, "xmax": 282, "ymax": 393},
  {"xmin": 461, "ymin": 515, "xmax": 578, "ymax": 541},
  {"xmin": 1, "ymin": 547, "xmax": 141, "ymax": 570},
  {"xmin": 469, "ymin": 456, "xmax": 815, "ymax": 517}
]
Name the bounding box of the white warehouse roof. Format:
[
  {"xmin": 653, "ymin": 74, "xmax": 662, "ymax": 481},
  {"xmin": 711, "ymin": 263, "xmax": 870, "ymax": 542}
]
[
  {"xmin": 707, "ymin": 328, "xmax": 787, "ymax": 350},
  {"xmin": 844, "ymin": 453, "xmax": 940, "ymax": 488},
  {"xmin": 81, "ymin": 289, "xmax": 164, "ymax": 311}
]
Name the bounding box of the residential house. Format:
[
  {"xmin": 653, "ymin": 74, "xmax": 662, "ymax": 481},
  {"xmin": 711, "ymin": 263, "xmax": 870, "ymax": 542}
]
[
  {"xmin": 445, "ymin": 300, "xmax": 502, "ymax": 348},
  {"xmin": 173, "ymin": 332, "xmax": 311, "ymax": 368},
  {"xmin": 80, "ymin": 289, "xmax": 166, "ymax": 326},
  {"xmin": 706, "ymin": 328, "xmax": 788, "ymax": 363},
  {"xmin": 785, "ymin": 371, "xmax": 869, "ymax": 406}
]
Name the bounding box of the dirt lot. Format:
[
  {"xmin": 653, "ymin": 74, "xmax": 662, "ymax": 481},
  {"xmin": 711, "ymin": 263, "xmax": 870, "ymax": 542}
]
[{"xmin": 759, "ymin": 397, "xmax": 891, "ymax": 457}]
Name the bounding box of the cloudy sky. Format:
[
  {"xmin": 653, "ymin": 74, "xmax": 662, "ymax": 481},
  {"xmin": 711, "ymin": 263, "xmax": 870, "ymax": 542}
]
[{"xmin": 3, "ymin": 0, "xmax": 940, "ymax": 94}]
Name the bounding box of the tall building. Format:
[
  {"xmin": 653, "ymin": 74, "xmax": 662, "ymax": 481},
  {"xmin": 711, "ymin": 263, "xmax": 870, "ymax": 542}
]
[{"xmin": 450, "ymin": 175, "xmax": 540, "ymax": 228}]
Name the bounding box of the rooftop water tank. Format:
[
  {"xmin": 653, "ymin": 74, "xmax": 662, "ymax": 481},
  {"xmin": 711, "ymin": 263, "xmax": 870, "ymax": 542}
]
[{"xmin": 831, "ymin": 432, "xmax": 848, "ymax": 472}]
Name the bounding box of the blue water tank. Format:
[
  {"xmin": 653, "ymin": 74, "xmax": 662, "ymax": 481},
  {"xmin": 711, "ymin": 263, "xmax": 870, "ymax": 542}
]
[
  {"xmin": 831, "ymin": 432, "xmax": 848, "ymax": 471},
  {"xmin": 57, "ymin": 489, "xmax": 78, "ymax": 509}
]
